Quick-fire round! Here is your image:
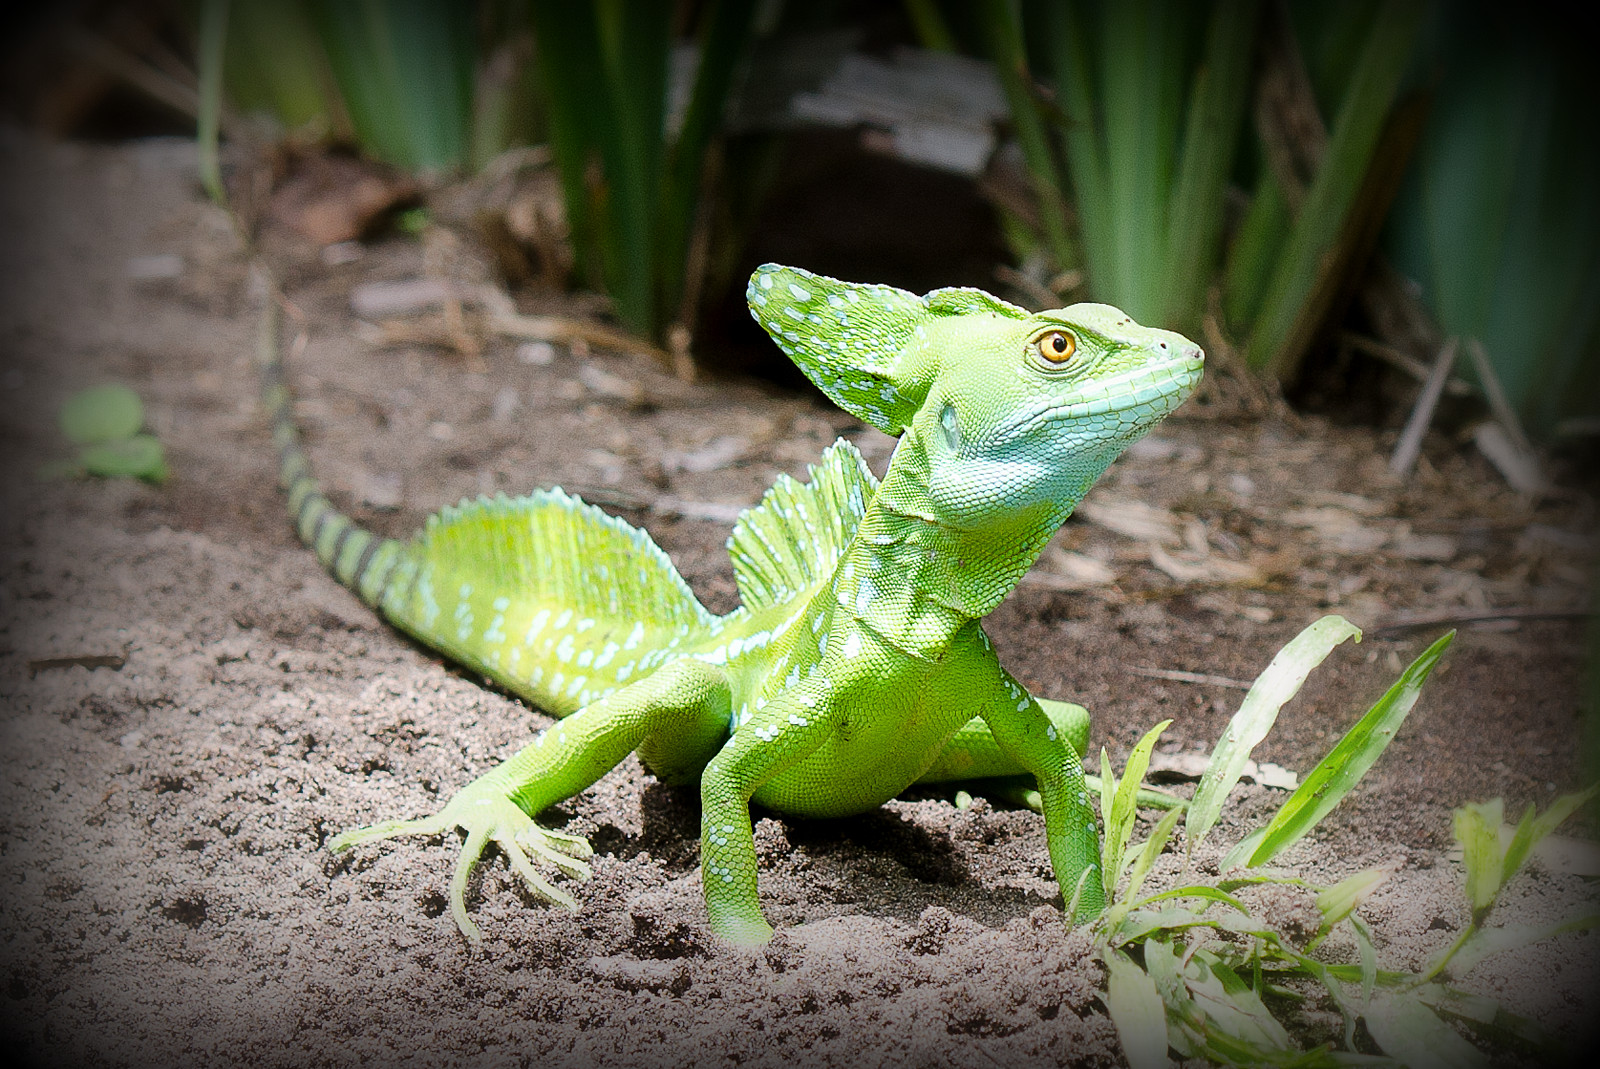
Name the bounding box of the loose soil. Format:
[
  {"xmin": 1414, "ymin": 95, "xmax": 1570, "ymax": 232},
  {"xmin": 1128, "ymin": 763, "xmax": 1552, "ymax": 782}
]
[{"xmin": 1, "ymin": 132, "xmax": 1595, "ymax": 1068}]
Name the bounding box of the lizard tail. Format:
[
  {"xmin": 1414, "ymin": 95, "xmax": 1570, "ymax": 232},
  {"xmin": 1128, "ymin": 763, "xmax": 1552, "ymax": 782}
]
[{"xmin": 258, "ymin": 295, "xmax": 406, "ymax": 609}]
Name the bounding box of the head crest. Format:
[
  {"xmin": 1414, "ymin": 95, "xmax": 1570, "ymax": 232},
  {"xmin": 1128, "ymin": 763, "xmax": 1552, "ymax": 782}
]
[{"xmin": 746, "ymin": 265, "xmax": 1026, "ymax": 434}]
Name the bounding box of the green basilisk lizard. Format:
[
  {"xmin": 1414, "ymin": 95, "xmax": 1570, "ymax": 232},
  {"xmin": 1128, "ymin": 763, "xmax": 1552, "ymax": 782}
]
[{"xmin": 268, "ymin": 265, "xmax": 1202, "ymax": 944}]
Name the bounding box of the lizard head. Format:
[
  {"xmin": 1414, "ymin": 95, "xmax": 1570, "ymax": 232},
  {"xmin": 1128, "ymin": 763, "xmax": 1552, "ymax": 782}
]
[{"xmin": 748, "ymin": 264, "xmax": 1202, "ymax": 525}]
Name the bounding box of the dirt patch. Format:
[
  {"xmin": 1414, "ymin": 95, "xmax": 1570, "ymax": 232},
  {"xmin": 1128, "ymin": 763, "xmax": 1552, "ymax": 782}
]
[{"xmin": 1, "ymin": 131, "xmax": 1596, "ymax": 1068}]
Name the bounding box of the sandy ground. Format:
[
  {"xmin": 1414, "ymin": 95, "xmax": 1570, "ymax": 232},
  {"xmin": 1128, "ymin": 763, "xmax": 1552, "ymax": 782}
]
[{"xmin": 1, "ymin": 131, "xmax": 1596, "ymax": 1068}]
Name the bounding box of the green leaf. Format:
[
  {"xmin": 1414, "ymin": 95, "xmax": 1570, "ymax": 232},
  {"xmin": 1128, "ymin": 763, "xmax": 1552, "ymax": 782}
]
[
  {"xmin": 1349, "ymin": 913, "xmax": 1379, "ymax": 1004},
  {"xmin": 1141, "ymin": 937, "xmax": 1196, "ymax": 1058},
  {"xmin": 80, "ymin": 435, "xmax": 169, "ymax": 483},
  {"xmin": 1158, "ymin": 0, "xmax": 1263, "ymax": 333},
  {"xmin": 1185, "ymin": 947, "xmax": 1293, "ymax": 1051},
  {"xmin": 61, "ymin": 384, "xmax": 144, "ymax": 444},
  {"xmin": 1099, "ymin": 746, "xmax": 1118, "ymax": 898},
  {"xmin": 1453, "ymin": 798, "xmax": 1505, "ymax": 919},
  {"xmin": 196, "ymin": 0, "xmax": 228, "ymax": 204},
  {"xmin": 1105, "ymin": 949, "xmax": 1172, "ymax": 1069},
  {"xmin": 1445, "ymin": 912, "xmax": 1600, "ymax": 980},
  {"xmin": 1414, "ymin": 983, "xmax": 1564, "ymax": 1054},
  {"xmin": 1508, "ymin": 782, "xmax": 1600, "ymax": 882},
  {"xmin": 1315, "ymin": 866, "xmax": 1394, "ymax": 932},
  {"xmin": 1104, "ymin": 720, "xmax": 1172, "ymax": 902},
  {"xmin": 1247, "ymin": 0, "xmax": 1428, "ymax": 377},
  {"xmin": 1218, "ymin": 825, "xmax": 1268, "ymax": 873},
  {"xmin": 311, "ymin": 0, "xmax": 474, "ymax": 171},
  {"xmin": 1364, "ymin": 993, "xmax": 1491, "ymax": 1069},
  {"xmin": 1188, "ymin": 615, "xmax": 1362, "ymax": 856},
  {"xmin": 1125, "ymin": 804, "xmax": 1185, "ymax": 908},
  {"xmin": 1138, "ymin": 884, "xmax": 1250, "ymax": 914},
  {"xmin": 1247, "ymin": 631, "xmax": 1455, "ymax": 868}
]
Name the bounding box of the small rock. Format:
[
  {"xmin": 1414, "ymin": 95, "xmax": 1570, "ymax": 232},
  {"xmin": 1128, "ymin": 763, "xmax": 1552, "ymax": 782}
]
[
  {"xmin": 516, "ymin": 341, "xmax": 557, "ymax": 365},
  {"xmin": 126, "ymin": 253, "xmax": 183, "ymax": 280}
]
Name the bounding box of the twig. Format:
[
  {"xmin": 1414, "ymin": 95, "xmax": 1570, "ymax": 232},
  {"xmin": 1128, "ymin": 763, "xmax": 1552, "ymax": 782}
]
[
  {"xmin": 69, "ymin": 31, "xmax": 203, "ymax": 123},
  {"xmin": 1124, "ymin": 665, "xmax": 1253, "ymax": 690},
  {"xmin": 1340, "ymin": 332, "xmax": 1472, "ymax": 395},
  {"xmin": 1464, "ymin": 338, "xmax": 1534, "ymax": 454},
  {"xmin": 1372, "ymin": 606, "xmax": 1593, "ymax": 637},
  {"xmin": 1389, "ymin": 337, "xmax": 1459, "ymax": 479}
]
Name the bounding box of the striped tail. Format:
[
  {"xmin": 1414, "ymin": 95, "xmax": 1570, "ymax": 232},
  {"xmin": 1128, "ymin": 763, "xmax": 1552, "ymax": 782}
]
[{"xmin": 258, "ymin": 297, "xmax": 406, "ymax": 609}]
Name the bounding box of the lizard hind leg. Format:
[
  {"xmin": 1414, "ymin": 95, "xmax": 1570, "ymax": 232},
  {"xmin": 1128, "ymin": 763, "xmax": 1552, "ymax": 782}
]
[
  {"xmin": 329, "ymin": 784, "xmax": 595, "ymax": 943},
  {"xmin": 330, "ymin": 655, "xmax": 734, "ymax": 942}
]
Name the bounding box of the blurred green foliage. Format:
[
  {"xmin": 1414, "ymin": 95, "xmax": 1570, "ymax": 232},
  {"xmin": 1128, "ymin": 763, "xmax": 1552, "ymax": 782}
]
[
  {"xmin": 49, "ymin": 385, "xmax": 169, "ymax": 483},
  {"xmin": 1383, "ymin": 7, "xmax": 1600, "ymax": 435},
  {"xmin": 198, "ymin": 0, "xmax": 1595, "ymax": 425}
]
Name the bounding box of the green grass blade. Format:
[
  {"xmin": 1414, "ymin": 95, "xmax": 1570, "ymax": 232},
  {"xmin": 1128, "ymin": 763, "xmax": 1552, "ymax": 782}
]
[
  {"xmin": 526, "ymin": 2, "xmax": 606, "ymax": 288},
  {"xmin": 1124, "ymin": 804, "xmax": 1184, "ymax": 908},
  {"xmin": 656, "ymin": 0, "xmax": 760, "ymax": 331},
  {"xmin": 977, "ymin": 0, "xmax": 1076, "ymax": 272},
  {"xmin": 1188, "ymin": 616, "xmax": 1362, "ymax": 857},
  {"xmin": 197, "ymin": 0, "xmax": 229, "ymax": 203},
  {"xmin": 1103, "ymin": 720, "xmax": 1171, "ymax": 902},
  {"xmin": 224, "ymin": 0, "xmax": 335, "ymax": 131},
  {"xmin": 1187, "ymin": 948, "xmax": 1293, "ymax": 1051},
  {"xmin": 1105, "ymin": 950, "xmax": 1171, "ymax": 1069},
  {"xmin": 1096, "ymin": 0, "xmax": 1188, "ymax": 321},
  {"xmin": 1037, "ymin": 0, "xmax": 1111, "ymax": 285},
  {"xmin": 1452, "ymin": 798, "xmax": 1505, "ymax": 920},
  {"xmin": 1217, "ymin": 825, "xmax": 1268, "ymax": 873},
  {"xmin": 1314, "ymin": 866, "xmax": 1392, "ymax": 935},
  {"xmin": 593, "ymin": 0, "xmax": 672, "ymax": 334},
  {"xmin": 1098, "ymin": 746, "xmax": 1117, "ymax": 899},
  {"xmin": 1349, "ymin": 913, "xmax": 1378, "ymax": 1004},
  {"xmin": 1246, "ymin": 631, "xmax": 1455, "ymax": 868},
  {"xmin": 313, "ymin": 0, "xmax": 474, "ymax": 171},
  {"xmin": 1364, "ymin": 993, "xmax": 1492, "ymax": 1069},
  {"xmin": 1247, "ymin": 0, "xmax": 1425, "ymax": 375},
  {"xmin": 1159, "ymin": 0, "xmax": 1261, "ymax": 332},
  {"xmin": 1512, "ymin": 782, "xmax": 1600, "ymax": 880},
  {"xmin": 1414, "ymin": 983, "xmax": 1565, "ymax": 1053},
  {"xmin": 1446, "ymin": 911, "xmax": 1600, "ymax": 981},
  {"xmin": 1221, "ymin": 178, "xmax": 1289, "ymax": 331}
]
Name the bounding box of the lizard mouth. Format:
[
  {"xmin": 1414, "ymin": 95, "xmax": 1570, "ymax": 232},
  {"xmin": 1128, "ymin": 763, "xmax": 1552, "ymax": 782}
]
[{"xmin": 1018, "ymin": 355, "xmax": 1203, "ymax": 433}]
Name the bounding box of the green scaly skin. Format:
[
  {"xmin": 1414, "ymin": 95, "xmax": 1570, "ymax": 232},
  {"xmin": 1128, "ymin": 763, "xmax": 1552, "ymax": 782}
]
[{"xmin": 270, "ymin": 266, "xmax": 1202, "ymax": 944}]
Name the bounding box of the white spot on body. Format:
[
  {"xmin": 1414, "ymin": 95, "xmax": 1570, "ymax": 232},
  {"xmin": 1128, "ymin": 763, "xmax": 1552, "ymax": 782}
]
[{"xmin": 524, "ymin": 608, "xmax": 551, "ymax": 644}]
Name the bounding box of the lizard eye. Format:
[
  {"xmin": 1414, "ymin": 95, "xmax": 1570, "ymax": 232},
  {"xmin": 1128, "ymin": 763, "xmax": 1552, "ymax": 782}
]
[{"xmin": 1032, "ymin": 329, "xmax": 1077, "ymax": 365}]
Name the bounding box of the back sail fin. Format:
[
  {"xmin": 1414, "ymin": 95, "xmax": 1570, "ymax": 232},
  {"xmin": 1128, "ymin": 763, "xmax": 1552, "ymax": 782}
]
[{"xmin": 259, "ymin": 296, "xmax": 714, "ymax": 716}]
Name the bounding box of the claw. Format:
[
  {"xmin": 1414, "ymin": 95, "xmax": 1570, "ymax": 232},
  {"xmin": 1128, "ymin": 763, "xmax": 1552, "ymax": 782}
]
[
  {"xmin": 329, "ymin": 814, "xmax": 446, "ymax": 852},
  {"xmin": 330, "ymin": 773, "xmax": 594, "ymax": 941}
]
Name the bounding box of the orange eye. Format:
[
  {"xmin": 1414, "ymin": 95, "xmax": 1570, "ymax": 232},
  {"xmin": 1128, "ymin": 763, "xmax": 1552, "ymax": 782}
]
[{"xmin": 1033, "ymin": 330, "xmax": 1076, "ymax": 364}]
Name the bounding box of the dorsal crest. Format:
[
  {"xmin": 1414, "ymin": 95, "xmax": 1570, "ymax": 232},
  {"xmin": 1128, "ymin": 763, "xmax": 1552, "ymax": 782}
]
[{"xmin": 727, "ymin": 439, "xmax": 878, "ymax": 610}]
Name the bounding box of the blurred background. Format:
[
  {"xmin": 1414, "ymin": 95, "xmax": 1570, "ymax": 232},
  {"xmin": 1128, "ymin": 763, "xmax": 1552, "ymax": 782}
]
[{"xmin": 2, "ymin": 0, "xmax": 1595, "ymax": 450}]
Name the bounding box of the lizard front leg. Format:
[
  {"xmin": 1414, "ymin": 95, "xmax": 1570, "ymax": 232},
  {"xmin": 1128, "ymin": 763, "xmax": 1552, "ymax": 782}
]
[
  {"xmin": 697, "ymin": 683, "xmax": 836, "ymax": 945},
  {"xmin": 331, "ymin": 656, "xmax": 731, "ymax": 942},
  {"xmin": 976, "ymin": 677, "xmax": 1105, "ymax": 923}
]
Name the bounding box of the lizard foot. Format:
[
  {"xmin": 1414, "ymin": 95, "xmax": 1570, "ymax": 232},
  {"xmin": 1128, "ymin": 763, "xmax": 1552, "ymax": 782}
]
[{"xmin": 330, "ymin": 772, "xmax": 593, "ymax": 942}]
